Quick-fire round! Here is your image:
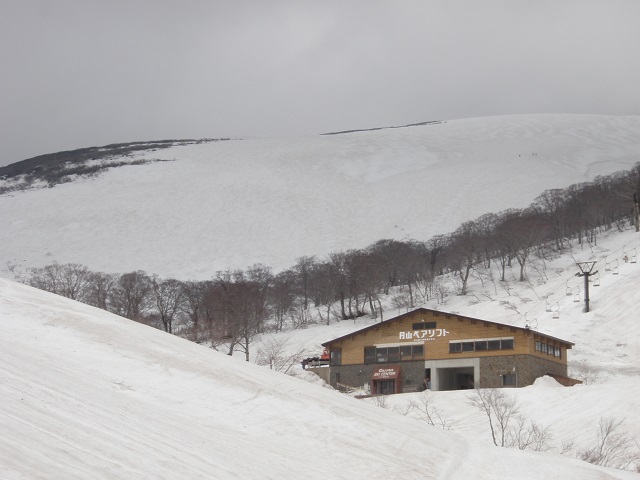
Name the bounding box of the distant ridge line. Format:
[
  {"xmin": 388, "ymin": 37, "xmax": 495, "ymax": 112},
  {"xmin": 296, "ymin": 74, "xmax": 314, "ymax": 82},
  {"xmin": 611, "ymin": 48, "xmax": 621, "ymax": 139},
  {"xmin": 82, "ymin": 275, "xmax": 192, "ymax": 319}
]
[
  {"xmin": 320, "ymin": 120, "xmax": 445, "ymax": 136},
  {"xmin": 0, "ymin": 138, "xmax": 230, "ymax": 179}
]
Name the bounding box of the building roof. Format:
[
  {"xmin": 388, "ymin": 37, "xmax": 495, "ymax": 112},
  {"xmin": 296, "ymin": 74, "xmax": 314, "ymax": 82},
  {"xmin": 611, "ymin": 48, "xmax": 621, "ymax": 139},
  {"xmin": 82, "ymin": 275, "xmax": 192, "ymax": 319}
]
[{"xmin": 321, "ymin": 307, "xmax": 574, "ymax": 348}]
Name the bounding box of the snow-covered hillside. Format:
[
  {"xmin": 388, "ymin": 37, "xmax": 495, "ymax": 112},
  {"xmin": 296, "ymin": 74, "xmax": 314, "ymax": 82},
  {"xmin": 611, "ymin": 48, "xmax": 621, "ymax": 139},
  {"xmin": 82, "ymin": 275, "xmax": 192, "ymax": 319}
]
[
  {"xmin": 1, "ymin": 275, "xmax": 637, "ymax": 479},
  {"xmin": 251, "ymin": 226, "xmax": 640, "ymax": 468},
  {"xmin": 1, "ymin": 114, "xmax": 640, "ymax": 279},
  {"xmin": 3, "ymin": 112, "xmax": 640, "ymax": 478}
]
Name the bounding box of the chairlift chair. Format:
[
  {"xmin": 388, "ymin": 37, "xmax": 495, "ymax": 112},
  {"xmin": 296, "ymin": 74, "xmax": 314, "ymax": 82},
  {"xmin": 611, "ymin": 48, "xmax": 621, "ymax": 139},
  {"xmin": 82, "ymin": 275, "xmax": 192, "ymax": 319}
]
[
  {"xmin": 552, "ymin": 303, "xmax": 560, "ymax": 319},
  {"xmin": 612, "ymin": 259, "xmax": 619, "ymax": 275},
  {"xmin": 632, "ymin": 248, "xmax": 637, "ymax": 263}
]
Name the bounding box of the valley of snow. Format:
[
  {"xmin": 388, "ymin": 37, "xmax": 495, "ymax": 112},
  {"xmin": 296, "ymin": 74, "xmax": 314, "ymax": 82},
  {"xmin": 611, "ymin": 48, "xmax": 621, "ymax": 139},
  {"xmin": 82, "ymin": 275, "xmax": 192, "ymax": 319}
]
[
  {"xmin": 2, "ymin": 112, "xmax": 640, "ymax": 478},
  {"xmin": 2, "ymin": 114, "xmax": 640, "ymax": 279},
  {"xmin": 2, "ymin": 224, "xmax": 640, "ymax": 480}
]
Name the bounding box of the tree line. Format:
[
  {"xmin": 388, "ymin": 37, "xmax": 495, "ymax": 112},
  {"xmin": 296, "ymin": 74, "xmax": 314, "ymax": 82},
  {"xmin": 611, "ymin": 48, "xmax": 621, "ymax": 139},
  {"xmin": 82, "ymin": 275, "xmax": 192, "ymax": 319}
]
[{"xmin": 22, "ymin": 162, "xmax": 640, "ymax": 360}]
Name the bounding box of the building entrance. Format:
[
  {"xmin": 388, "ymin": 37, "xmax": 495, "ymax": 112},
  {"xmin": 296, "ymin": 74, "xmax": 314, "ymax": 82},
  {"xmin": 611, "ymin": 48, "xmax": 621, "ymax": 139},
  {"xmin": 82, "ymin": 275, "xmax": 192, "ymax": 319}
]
[
  {"xmin": 436, "ymin": 366, "xmax": 475, "ymax": 391},
  {"xmin": 376, "ymin": 380, "xmax": 396, "ymax": 395},
  {"xmin": 371, "ymin": 365, "xmax": 401, "ymax": 395},
  {"xmin": 425, "ymin": 358, "xmax": 479, "ymax": 391}
]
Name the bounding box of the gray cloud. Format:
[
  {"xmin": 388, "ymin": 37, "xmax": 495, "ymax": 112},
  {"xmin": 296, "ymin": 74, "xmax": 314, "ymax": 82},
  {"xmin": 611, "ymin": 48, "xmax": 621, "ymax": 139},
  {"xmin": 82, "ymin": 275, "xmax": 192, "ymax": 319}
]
[{"xmin": 2, "ymin": 0, "xmax": 640, "ymax": 165}]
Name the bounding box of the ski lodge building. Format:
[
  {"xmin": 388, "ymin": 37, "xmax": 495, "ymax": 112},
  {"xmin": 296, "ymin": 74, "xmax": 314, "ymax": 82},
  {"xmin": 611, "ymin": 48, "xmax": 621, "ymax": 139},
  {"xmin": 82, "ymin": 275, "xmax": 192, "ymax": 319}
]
[{"xmin": 320, "ymin": 308, "xmax": 576, "ymax": 394}]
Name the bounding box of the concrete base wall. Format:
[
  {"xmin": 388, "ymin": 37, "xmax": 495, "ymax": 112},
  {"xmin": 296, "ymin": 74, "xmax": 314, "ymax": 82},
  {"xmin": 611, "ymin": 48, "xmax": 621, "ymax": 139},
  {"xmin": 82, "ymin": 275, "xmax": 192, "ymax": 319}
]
[
  {"xmin": 326, "ymin": 361, "xmax": 426, "ymax": 393},
  {"xmin": 479, "ymin": 354, "xmax": 568, "ymax": 388},
  {"xmin": 306, "ymin": 366, "xmax": 330, "ymax": 384},
  {"xmin": 323, "ymin": 354, "xmax": 568, "ymax": 393}
]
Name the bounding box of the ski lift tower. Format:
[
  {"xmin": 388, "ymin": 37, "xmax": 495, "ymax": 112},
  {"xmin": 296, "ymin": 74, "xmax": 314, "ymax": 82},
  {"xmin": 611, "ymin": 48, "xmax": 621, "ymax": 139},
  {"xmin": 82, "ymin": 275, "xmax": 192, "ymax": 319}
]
[{"xmin": 575, "ymin": 261, "xmax": 597, "ymax": 313}]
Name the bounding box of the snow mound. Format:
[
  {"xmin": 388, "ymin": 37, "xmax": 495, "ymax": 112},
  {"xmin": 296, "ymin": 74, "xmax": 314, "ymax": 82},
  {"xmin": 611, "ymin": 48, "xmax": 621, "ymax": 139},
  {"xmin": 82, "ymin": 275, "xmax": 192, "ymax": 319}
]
[{"xmin": 532, "ymin": 375, "xmax": 563, "ymax": 388}]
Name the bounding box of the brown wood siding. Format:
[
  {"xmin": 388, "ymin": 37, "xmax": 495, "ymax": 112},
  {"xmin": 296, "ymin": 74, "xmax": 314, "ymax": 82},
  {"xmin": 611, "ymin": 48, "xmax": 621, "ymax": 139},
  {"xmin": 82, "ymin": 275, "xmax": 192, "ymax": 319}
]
[{"xmin": 332, "ymin": 310, "xmax": 568, "ymax": 367}]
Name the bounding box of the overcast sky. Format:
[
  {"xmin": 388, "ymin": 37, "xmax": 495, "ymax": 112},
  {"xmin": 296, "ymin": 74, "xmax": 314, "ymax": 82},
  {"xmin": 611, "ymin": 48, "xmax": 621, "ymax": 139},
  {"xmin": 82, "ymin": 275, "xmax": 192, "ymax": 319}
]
[{"xmin": 1, "ymin": 0, "xmax": 639, "ymax": 166}]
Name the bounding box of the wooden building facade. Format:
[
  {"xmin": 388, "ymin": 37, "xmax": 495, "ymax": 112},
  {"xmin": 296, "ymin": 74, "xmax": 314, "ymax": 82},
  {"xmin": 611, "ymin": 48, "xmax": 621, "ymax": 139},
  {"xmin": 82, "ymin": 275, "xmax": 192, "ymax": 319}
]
[{"xmin": 321, "ymin": 308, "xmax": 574, "ymax": 394}]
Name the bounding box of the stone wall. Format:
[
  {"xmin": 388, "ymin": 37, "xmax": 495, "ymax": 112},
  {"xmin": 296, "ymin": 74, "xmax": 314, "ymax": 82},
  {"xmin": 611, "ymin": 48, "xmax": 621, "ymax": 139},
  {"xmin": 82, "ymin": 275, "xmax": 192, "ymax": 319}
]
[
  {"xmin": 328, "ymin": 361, "xmax": 425, "ymax": 393},
  {"xmin": 324, "ymin": 355, "xmax": 567, "ymax": 393},
  {"xmin": 479, "ymin": 354, "xmax": 568, "ymax": 388}
]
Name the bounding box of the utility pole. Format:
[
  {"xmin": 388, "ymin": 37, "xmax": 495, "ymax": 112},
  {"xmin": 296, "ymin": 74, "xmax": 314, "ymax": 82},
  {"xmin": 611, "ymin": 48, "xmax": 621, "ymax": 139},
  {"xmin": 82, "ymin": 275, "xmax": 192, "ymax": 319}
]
[
  {"xmin": 575, "ymin": 262, "xmax": 597, "ymax": 313},
  {"xmin": 634, "ymin": 193, "xmax": 639, "ymax": 233}
]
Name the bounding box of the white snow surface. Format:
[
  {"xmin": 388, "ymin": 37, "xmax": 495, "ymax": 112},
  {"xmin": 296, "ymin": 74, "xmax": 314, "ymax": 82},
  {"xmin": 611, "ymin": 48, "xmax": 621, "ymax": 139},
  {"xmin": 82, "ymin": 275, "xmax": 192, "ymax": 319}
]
[
  {"xmin": 2, "ymin": 113, "xmax": 640, "ymax": 478},
  {"xmin": 2, "ymin": 114, "xmax": 640, "ymax": 279},
  {"xmin": 2, "ymin": 243, "xmax": 640, "ymax": 479}
]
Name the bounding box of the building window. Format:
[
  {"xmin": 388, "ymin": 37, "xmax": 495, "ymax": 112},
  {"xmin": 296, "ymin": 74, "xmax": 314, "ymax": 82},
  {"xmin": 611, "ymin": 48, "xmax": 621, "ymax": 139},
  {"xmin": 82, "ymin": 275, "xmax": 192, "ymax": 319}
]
[
  {"xmin": 462, "ymin": 341, "xmax": 475, "ymax": 352},
  {"xmin": 388, "ymin": 347, "xmax": 400, "ymax": 362},
  {"xmin": 365, "ymin": 344, "xmax": 423, "ymax": 364},
  {"xmin": 449, "ymin": 338, "xmax": 514, "ymax": 353},
  {"xmin": 400, "ymin": 345, "xmax": 412, "ymax": 360},
  {"xmin": 364, "ymin": 347, "xmax": 376, "ymax": 364},
  {"xmin": 412, "ymin": 321, "xmax": 436, "ymax": 330},
  {"xmin": 502, "ymin": 374, "xmax": 516, "ymax": 386},
  {"xmin": 330, "ymin": 348, "xmax": 342, "ymax": 366},
  {"xmin": 535, "ymin": 340, "xmax": 562, "ymax": 358},
  {"xmin": 501, "ymin": 339, "xmax": 514, "ymax": 349}
]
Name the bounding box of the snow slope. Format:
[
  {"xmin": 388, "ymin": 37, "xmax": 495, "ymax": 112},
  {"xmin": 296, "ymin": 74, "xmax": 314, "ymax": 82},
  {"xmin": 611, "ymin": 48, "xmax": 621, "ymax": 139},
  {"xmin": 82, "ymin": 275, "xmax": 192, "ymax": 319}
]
[
  {"xmin": 3, "ymin": 113, "xmax": 640, "ymax": 478},
  {"xmin": 2, "ymin": 114, "xmax": 640, "ymax": 279},
  {"xmin": 1, "ymin": 277, "xmax": 637, "ymax": 480},
  {"xmin": 251, "ymin": 226, "xmax": 640, "ymax": 467}
]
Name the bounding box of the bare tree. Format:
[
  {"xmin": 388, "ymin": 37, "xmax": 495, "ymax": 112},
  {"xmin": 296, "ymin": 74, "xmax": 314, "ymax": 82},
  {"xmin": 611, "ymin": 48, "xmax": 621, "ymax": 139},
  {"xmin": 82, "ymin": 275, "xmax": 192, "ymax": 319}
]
[
  {"xmin": 151, "ymin": 276, "xmax": 184, "ymax": 334},
  {"xmin": 26, "ymin": 262, "xmax": 92, "ymax": 302},
  {"xmin": 57, "ymin": 263, "xmax": 92, "ymax": 301},
  {"xmin": 246, "ymin": 263, "xmax": 273, "ymax": 335},
  {"xmin": 270, "ymin": 270, "xmax": 296, "ymax": 333},
  {"xmin": 391, "ymin": 289, "xmax": 413, "ymax": 312},
  {"xmin": 85, "ymin": 271, "xmax": 116, "ymax": 310},
  {"xmin": 578, "ymin": 417, "xmax": 640, "ymax": 470},
  {"xmin": 468, "ymin": 388, "xmax": 520, "ymax": 447},
  {"xmin": 308, "ymin": 261, "xmax": 338, "ymax": 325},
  {"xmin": 328, "ymin": 252, "xmax": 351, "ymax": 319},
  {"xmin": 254, "ymin": 336, "xmax": 309, "ymax": 374},
  {"xmin": 109, "ymin": 270, "xmax": 152, "ymax": 321},
  {"xmin": 497, "ymin": 209, "xmax": 549, "ymax": 281},
  {"xmin": 25, "ymin": 263, "xmax": 60, "ymax": 294},
  {"xmin": 448, "ymin": 222, "xmax": 482, "ymax": 295},
  {"xmin": 571, "ymin": 359, "xmax": 601, "ymax": 385},
  {"xmin": 506, "ymin": 415, "xmax": 554, "ymax": 452},
  {"xmin": 212, "ymin": 265, "xmax": 272, "ymax": 361},
  {"xmin": 416, "ymin": 392, "xmax": 453, "ymax": 430},
  {"xmin": 290, "ymin": 296, "xmax": 314, "ymax": 329},
  {"xmin": 180, "ymin": 280, "xmax": 210, "ymax": 341},
  {"xmin": 292, "ymin": 255, "xmax": 317, "ymax": 311},
  {"xmin": 202, "ymin": 278, "xmax": 237, "ymax": 355},
  {"xmin": 534, "ymin": 189, "xmax": 569, "ymax": 250}
]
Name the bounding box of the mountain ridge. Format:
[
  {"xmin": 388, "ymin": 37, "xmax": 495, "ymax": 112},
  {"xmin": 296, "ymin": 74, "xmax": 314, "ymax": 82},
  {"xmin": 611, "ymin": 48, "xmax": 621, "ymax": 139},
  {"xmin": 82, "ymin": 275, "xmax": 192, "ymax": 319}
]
[{"xmin": 1, "ymin": 113, "xmax": 639, "ymax": 280}]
